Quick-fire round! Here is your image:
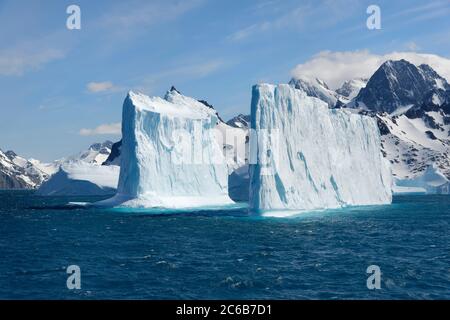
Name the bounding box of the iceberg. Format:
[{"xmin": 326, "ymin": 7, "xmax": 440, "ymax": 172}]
[
  {"xmin": 249, "ymin": 84, "xmax": 392, "ymax": 213},
  {"xmin": 98, "ymin": 90, "xmax": 233, "ymax": 208},
  {"xmin": 394, "ymin": 165, "xmax": 450, "ymax": 194}
]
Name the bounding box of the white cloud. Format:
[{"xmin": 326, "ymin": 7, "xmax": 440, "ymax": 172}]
[
  {"xmin": 87, "ymin": 81, "xmax": 118, "ymax": 93},
  {"xmin": 291, "ymin": 50, "xmax": 450, "ymax": 89},
  {"xmin": 79, "ymin": 123, "xmax": 121, "ymax": 136},
  {"xmin": 0, "ymin": 47, "xmax": 64, "ymax": 76},
  {"xmin": 405, "ymin": 42, "xmax": 420, "ymax": 51}
]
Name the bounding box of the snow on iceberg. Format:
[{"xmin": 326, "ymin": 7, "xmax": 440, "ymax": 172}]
[
  {"xmin": 393, "ymin": 165, "xmax": 450, "ymax": 194},
  {"xmin": 98, "ymin": 90, "xmax": 234, "ymax": 208},
  {"xmin": 36, "ymin": 162, "xmax": 119, "ymax": 196},
  {"xmin": 249, "ymin": 84, "xmax": 392, "ymax": 213}
]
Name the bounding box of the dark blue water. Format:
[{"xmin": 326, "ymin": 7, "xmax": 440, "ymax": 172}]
[{"xmin": 0, "ymin": 190, "xmax": 449, "ymax": 299}]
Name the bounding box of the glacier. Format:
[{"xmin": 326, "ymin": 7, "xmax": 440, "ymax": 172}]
[
  {"xmin": 97, "ymin": 90, "xmax": 234, "ymax": 209},
  {"xmin": 249, "ymin": 84, "xmax": 392, "ymax": 213}
]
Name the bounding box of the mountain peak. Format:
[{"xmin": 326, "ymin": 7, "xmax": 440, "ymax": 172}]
[
  {"xmin": 89, "ymin": 141, "xmax": 113, "ymax": 152},
  {"xmin": 169, "ymin": 86, "xmax": 181, "ymax": 94},
  {"xmin": 5, "ymin": 150, "xmax": 17, "ymax": 160},
  {"xmin": 354, "ymin": 59, "xmax": 449, "ymax": 113},
  {"xmin": 289, "ymin": 76, "xmax": 338, "ymax": 108},
  {"xmin": 226, "ymin": 114, "xmax": 250, "ymax": 128}
]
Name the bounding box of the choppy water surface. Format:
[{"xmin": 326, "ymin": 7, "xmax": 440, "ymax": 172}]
[{"xmin": 0, "ymin": 191, "xmax": 449, "ymax": 299}]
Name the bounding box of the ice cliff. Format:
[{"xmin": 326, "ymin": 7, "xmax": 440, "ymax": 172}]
[
  {"xmin": 249, "ymin": 84, "xmax": 392, "ymax": 213},
  {"xmin": 98, "ymin": 90, "xmax": 233, "ymax": 208}
]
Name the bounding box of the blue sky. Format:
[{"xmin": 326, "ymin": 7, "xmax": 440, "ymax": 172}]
[{"xmin": 0, "ymin": 0, "xmax": 449, "ymax": 161}]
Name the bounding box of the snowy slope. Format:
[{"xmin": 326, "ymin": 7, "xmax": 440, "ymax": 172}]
[
  {"xmin": 97, "ymin": 89, "xmax": 234, "ymax": 208},
  {"xmin": 36, "ymin": 162, "xmax": 119, "ymax": 196},
  {"xmin": 289, "ymin": 76, "xmax": 342, "ymax": 107},
  {"xmin": 64, "ymin": 141, "xmax": 114, "ymax": 165},
  {"xmin": 249, "ymin": 84, "xmax": 392, "ymax": 213},
  {"xmin": 377, "ymin": 110, "xmax": 450, "ymax": 181},
  {"xmin": 354, "ymin": 61, "xmax": 450, "ymax": 187},
  {"xmin": 0, "ymin": 149, "xmax": 51, "ymax": 189},
  {"xmin": 336, "ymin": 78, "xmax": 367, "ymax": 100}
]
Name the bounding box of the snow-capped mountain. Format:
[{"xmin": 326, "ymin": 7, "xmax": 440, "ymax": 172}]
[
  {"xmin": 352, "ymin": 60, "xmax": 450, "ymax": 184},
  {"xmin": 0, "ymin": 149, "xmax": 51, "ymax": 189},
  {"xmin": 64, "ymin": 141, "xmax": 114, "ymax": 165},
  {"xmin": 352, "ymin": 59, "xmax": 450, "ymax": 113},
  {"xmin": 289, "ymin": 76, "xmax": 342, "ymax": 107},
  {"xmin": 0, "ymin": 140, "xmax": 118, "ymax": 190},
  {"xmin": 226, "ymin": 114, "xmax": 250, "ymax": 129},
  {"xmin": 336, "ymin": 78, "xmax": 368, "ymax": 100}
]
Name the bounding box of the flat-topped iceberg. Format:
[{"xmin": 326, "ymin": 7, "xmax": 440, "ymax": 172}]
[
  {"xmin": 98, "ymin": 89, "xmax": 233, "ymax": 209},
  {"xmin": 249, "ymin": 84, "xmax": 392, "ymax": 213}
]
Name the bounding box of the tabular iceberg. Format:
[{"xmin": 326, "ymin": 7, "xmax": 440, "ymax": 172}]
[
  {"xmin": 98, "ymin": 90, "xmax": 234, "ymax": 209},
  {"xmin": 249, "ymin": 84, "xmax": 392, "ymax": 213}
]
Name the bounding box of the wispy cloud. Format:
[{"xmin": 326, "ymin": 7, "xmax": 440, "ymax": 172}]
[
  {"xmin": 405, "ymin": 41, "xmax": 421, "ymax": 51},
  {"xmin": 100, "ymin": 0, "xmax": 204, "ymax": 33},
  {"xmin": 291, "ymin": 50, "xmax": 450, "ymax": 89},
  {"xmin": 227, "ymin": 0, "xmax": 363, "ymax": 42},
  {"xmin": 389, "ymin": 0, "xmax": 449, "ymax": 19},
  {"xmin": 79, "ymin": 123, "xmax": 121, "ymax": 136},
  {"xmin": 86, "ymin": 81, "xmax": 121, "ymax": 93},
  {"xmin": 0, "ymin": 47, "xmax": 64, "ymax": 76},
  {"xmin": 227, "ymin": 5, "xmax": 310, "ymax": 42}
]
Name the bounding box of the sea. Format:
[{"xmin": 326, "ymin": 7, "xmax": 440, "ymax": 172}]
[{"xmin": 0, "ymin": 190, "xmax": 449, "ymax": 299}]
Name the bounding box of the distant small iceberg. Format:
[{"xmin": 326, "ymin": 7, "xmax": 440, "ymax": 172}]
[{"xmin": 394, "ymin": 165, "xmax": 450, "ymax": 194}]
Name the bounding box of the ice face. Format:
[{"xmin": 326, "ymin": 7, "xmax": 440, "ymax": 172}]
[
  {"xmin": 249, "ymin": 84, "xmax": 392, "ymax": 213},
  {"xmin": 98, "ymin": 90, "xmax": 234, "ymax": 209}
]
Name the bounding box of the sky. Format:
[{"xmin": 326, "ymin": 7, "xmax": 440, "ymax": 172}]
[{"xmin": 0, "ymin": 0, "xmax": 449, "ymax": 161}]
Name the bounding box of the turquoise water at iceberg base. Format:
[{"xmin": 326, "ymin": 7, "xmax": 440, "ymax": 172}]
[{"xmin": 0, "ymin": 190, "xmax": 449, "ymax": 300}]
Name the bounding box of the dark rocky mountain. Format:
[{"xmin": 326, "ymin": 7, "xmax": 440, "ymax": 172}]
[
  {"xmin": 102, "ymin": 140, "xmax": 122, "ymax": 166},
  {"xmin": 353, "ymin": 59, "xmax": 450, "ymax": 113},
  {"xmin": 226, "ymin": 114, "xmax": 250, "ymax": 129}
]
